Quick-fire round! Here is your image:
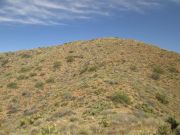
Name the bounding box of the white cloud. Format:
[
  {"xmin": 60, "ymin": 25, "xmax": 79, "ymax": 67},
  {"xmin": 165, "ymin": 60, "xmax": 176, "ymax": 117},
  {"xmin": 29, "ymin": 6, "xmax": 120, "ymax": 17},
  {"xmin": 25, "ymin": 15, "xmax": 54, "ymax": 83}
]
[{"xmin": 0, "ymin": 0, "xmax": 179, "ymax": 25}]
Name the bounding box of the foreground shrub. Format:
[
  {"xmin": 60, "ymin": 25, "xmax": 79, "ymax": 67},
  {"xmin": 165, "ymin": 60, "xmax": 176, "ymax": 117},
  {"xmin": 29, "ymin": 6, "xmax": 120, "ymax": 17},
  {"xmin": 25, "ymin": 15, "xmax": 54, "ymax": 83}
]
[
  {"xmin": 156, "ymin": 125, "xmax": 171, "ymax": 135},
  {"xmin": 166, "ymin": 117, "xmax": 179, "ymax": 130}
]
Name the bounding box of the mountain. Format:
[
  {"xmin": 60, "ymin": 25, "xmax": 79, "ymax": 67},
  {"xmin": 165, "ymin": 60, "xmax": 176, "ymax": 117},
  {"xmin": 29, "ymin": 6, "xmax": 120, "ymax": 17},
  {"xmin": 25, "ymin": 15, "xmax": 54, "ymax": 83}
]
[{"xmin": 0, "ymin": 38, "xmax": 180, "ymax": 135}]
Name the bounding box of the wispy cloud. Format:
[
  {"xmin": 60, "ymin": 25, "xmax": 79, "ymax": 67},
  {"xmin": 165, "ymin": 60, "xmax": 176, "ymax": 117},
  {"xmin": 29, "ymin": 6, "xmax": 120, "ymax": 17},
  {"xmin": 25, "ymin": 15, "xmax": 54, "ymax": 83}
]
[{"xmin": 0, "ymin": 0, "xmax": 179, "ymax": 25}]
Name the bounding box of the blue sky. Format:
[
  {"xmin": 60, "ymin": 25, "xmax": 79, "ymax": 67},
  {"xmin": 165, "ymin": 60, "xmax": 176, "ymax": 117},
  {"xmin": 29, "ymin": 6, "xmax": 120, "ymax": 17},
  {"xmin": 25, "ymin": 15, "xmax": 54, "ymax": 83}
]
[{"xmin": 0, "ymin": 0, "xmax": 180, "ymax": 53}]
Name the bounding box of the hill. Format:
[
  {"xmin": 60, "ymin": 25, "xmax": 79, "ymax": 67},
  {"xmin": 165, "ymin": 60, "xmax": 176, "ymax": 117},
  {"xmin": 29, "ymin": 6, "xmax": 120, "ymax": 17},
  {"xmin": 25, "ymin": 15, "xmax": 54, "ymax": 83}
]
[{"xmin": 0, "ymin": 38, "xmax": 180, "ymax": 135}]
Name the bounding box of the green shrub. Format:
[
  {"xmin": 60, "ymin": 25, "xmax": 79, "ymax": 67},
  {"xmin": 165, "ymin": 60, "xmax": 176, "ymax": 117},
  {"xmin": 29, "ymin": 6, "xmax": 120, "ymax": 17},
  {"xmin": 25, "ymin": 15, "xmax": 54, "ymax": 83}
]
[
  {"xmin": 153, "ymin": 67, "xmax": 164, "ymax": 74},
  {"xmin": 88, "ymin": 66, "xmax": 97, "ymax": 72},
  {"xmin": 53, "ymin": 61, "xmax": 61, "ymax": 69},
  {"xmin": 151, "ymin": 73, "xmax": 160, "ymax": 80},
  {"xmin": 17, "ymin": 75, "xmax": 28, "ymax": 80},
  {"xmin": 130, "ymin": 65, "xmax": 137, "ymax": 71},
  {"xmin": 46, "ymin": 78, "xmax": 55, "ymax": 83},
  {"xmin": 168, "ymin": 67, "xmax": 178, "ymax": 73},
  {"xmin": 1, "ymin": 59, "xmax": 8, "ymax": 67},
  {"xmin": 21, "ymin": 53, "xmax": 31, "ymax": 58},
  {"xmin": 29, "ymin": 72, "xmax": 37, "ymax": 77},
  {"xmin": 156, "ymin": 93, "xmax": 168, "ymax": 104},
  {"xmin": 7, "ymin": 82, "xmax": 18, "ymax": 89},
  {"xmin": 156, "ymin": 125, "xmax": 171, "ymax": 135},
  {"xmin": 111, "ymin": 91, "xmax": 131, "ymax": 105},
  {"xmin": 66, "ymin": 56, "xmax": 74, "ymax": 62},
  {"xmin": 41, "ymin": 125, "xmax": 58, "ymax": 135},
  {"xmin": 35, "ymin": 82, "xmax": 44, "ymax": 89},
  {"xmin": 20, "ymin": 67, "xmax": 31, "ymax": 73},
  {"xmin": 80, "ymin": 66, "xmax": 88, "ymax": 74},
  {"xmin": 166, "ymin": 117, "xmax": 179, "ymax": 130}
]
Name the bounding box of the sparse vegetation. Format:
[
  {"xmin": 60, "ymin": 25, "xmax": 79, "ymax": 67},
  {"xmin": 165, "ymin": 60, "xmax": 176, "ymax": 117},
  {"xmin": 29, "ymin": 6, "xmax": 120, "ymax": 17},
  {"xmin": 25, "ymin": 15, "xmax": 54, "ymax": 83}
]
[{"xmin": 0, "ymin": 38, "xmax": 179, "ymax": 135}]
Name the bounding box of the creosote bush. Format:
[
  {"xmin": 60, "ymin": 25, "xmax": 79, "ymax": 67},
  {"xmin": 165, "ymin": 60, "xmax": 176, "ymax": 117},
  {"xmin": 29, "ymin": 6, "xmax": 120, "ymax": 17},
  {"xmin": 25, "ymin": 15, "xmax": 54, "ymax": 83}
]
[
  {"xmin": 168, "ymin": 67, "xmax": 178, "ymax": 73},
  {"xmin": 166, "ymin": 117, "xmax": 179, "ymax": 130},
  {"xmin": 111, "ymin": 91, "xmax": 131, "ymax": 105},
  {"xmin": 66, "ymin": 56, "xmax": 74, "ymax": 62},
  {"xmin": 46, "ymin": 77, "xmax": 55, "ymax": 83},
  {"xmin": 53, "ymin": 61, "xmax": 61, "ymax": 69},
  {"xmin": 20, "ymin": 53, "xmax": 32, "ymax": 58},
  {"xmin": 153, "ymin": 66, "xmax": 164, "ymax": 74},
  {"xmin": 17, "ymin": 75, "xmax": 28, "ymax": 80},
  {"xmin": 151, "ymin": 73, "xmax": 160, "ymax": 80},
  {"xmin": 156, "ymin": 93, "xmax": 169, "ymax": 104},
  {"xmin": 156, "ymin": 125, "xmax": 171, "ymax": 135},
  {"xmin": 35, "ymin": 82, "xmax": 44, "ymax": 89},
  {"xmin": 7, "ymin": 82, "xmax": 18, "ymax": 89}
]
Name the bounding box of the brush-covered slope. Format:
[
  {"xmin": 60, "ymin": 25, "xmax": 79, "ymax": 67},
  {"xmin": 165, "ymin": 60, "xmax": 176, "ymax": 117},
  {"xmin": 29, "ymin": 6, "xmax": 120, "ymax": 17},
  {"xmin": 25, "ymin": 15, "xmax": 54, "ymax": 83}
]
[{"xmin": 0, "ymin": 38, "xmax": 180, "ymax": 135}]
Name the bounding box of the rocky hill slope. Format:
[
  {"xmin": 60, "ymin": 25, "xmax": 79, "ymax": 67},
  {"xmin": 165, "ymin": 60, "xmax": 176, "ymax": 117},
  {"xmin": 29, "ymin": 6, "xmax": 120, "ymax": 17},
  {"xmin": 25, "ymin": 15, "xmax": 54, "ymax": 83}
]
[{"xmin": 0, "ymin": 38, "xmax": 180, "ymax": 135}]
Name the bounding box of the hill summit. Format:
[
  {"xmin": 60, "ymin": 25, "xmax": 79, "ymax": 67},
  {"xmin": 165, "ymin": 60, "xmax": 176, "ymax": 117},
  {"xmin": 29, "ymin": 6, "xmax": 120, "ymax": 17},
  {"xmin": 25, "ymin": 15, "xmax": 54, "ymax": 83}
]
[{"xmin": 0, "ymin": 38, "xmax": 180, "ymax": 135}]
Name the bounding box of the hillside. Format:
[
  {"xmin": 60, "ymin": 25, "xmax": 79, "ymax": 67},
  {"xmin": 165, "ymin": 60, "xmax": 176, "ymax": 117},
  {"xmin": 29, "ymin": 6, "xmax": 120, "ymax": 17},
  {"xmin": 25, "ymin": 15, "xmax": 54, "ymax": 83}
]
[{"xmin": 0, "ymin": 38, "xmax": 180, "ymax": 135}]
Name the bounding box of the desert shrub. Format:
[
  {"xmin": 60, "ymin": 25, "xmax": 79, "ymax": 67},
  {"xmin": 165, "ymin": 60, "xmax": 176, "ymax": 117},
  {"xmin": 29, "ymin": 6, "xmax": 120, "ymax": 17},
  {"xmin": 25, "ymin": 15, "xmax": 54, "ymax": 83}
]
[
  {"xmin": 153, "ymin": 66, "xmax": 164, "ymax": 74},
  {"xmin": 156, "ymin": 125, "xmax": 171, "ymax": 135},
  {"xmin": 111, "ymin": 91, "xmax": 131, "ymax": 105},
  {"xmin": 166, "ymin": 117, "xmax": 179, "ymax": 130},
  {"xmin": 20, "ymin": 67, "xmax": 31, "ymax": 73},
  {"xmin": 156, "ymin": 93, "xmax": 168, "ymax": 104},
  {"xmin": 7, "ymin": 82, "xmax": 18, "ymax": 89},
  {"xmin": 175, "ymin": 126, "xmax": 180, "ymax": 135},
  {"xmin": 84, "ymin": 101, "xmax": 112, "ymax": 116},
  {"xmin": 53, "ymin": 61, "xmax": 61, "ymax": 69},
  {"xmin": 1, "ymin": 59, "xmax": 8, "ymax": 67},
  {"xmin": 88, "ymin": 66, "xmax": 97, "ymax": 72},
  {"xmin": 21, "ymin": 53, "xmax": 31, "ymax": 58},
  {"xmin": 35, "ymin": 66, "xmax": 42, "ymax": 71},
  {"xmin": 41, "ymin": 125, "xmax": 58, "ymax": 135},
  {"xmin": 66, "ymin": 56, "xmax": 74, "ymax": 62},
  {"xmin": 7, "ymin": 104, "xmax": 19, "ymax": 114},
  {"xmin": 130, "ymin": 65, "xmax": 137, "ymax": 71},
  {"xmin": 104, "ymin": 80, "xmax": 118, "ymax": 85},
  {"xmin": 17, "ymin": 75, "xmax": 28, "ymax": 80},
  {"xmin": 69, "ymin": 50, "xmax": 74, "ymax": 53},
  {"xmin": 151, "ymin": 73, "xmax": 160, "ymax": 80},
  {"xmin": 80, "ymin": 66, "xmax": 88, "ymax": 74},
  {"xmin": 46, "ymin": 77, "xmax": 55, "ymax": 83},
  {"xmin": 99, "ymin": 118, "xmax": 109, "ymax": 127},
  {"xmin": 168, "ymin": 67, "xmax": 178, "ymax": 73},
  {"xmin": 35, "ymin": 82, "xmax": 44, "ymax": 89},
  {"xmin": 29, "ymin": 72, "xmax": 37, "ymax": 77},
  {"xmin": 62, "ymin": 90, "xmax": 73, "ymax": 100}
]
